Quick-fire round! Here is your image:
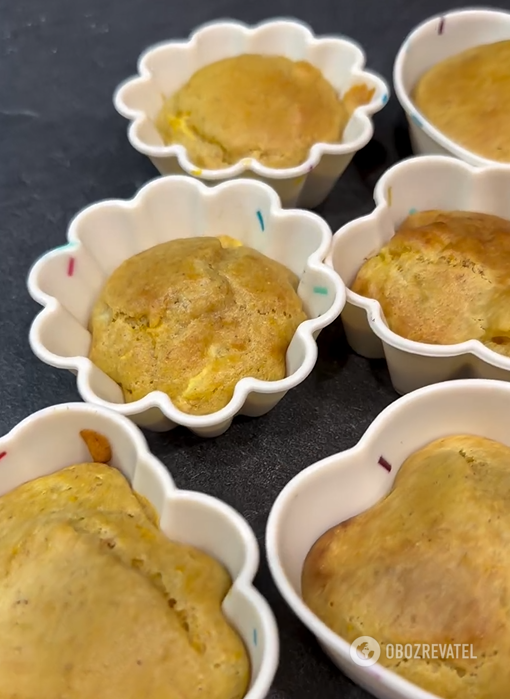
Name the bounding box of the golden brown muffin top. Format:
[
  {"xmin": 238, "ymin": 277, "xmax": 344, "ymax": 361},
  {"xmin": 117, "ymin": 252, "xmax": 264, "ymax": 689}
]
[
  {"xmin": 0, "ymin": 463, "xmax": 249, "ymax": 699},
  {"xmin": 154, "ymin": 54, "xmax": 374, "ymax": 169},
  {"xmin": 351, "ymin": 210, "xmax": 510, "ymax": 356},
  {"xmin": 302, "ymin": 434, "xmax": 510, "ymax": 699},
  {"xmin": 89, "ymin": 237, "xmax": 307, "ymax": 414},
  {"xmin": 413, "ymin": 40, "xmax": 510, "ymax": 162}
]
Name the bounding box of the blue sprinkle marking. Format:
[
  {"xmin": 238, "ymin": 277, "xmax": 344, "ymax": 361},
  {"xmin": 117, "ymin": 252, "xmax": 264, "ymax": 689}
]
[
  {"xmin": 409, "ymin": 207, "xmax": 417, "ymax": 215},
  {"xmin": 256, "ymin": 210, "xmax": 264, "ymax": 231},
  {"xmin": 253, "ymin": 628, "xmax": 258, "ymax": 646},
  {"xmin": 411, "ymin": 113, "xmax": 423, "ymax": 128},
  {"xmin": 381, "ymin": 93, "xmax": 388, "ymax": 105},
  {"xmin": 313, "ymin": 286, "xmax": 328, "ymax": 295},
  {"xmin": 57, "ymin": 242, "xmax": 76, "ymax": 252}
]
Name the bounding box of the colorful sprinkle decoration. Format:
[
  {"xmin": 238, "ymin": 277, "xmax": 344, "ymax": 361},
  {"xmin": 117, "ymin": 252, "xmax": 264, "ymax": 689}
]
[
  {"xmin": 190, "ymin": 168, "xmax": 202, "ymax": 176},
  {"xmin": 253, "ymin": 628, "xmax": 258, "ymax": 646},
  {"xmin": 313, "ymin": 286, "xmax": 328, "ymax": 295},
  {"xmin": 381, "ymin": 93, "xmax": 388, "ymax": 105},
  {"xmin": 378, "ymin": 456, "xmax": 392, "ymax": 472},
  {"xmin": 0, "ymin": 451, "xmax": 6, "ymax": 461},
  {"xmin": 411, "ymin": 113, "xmax": 423, "ymax": 128},
  {"xmin": 409, "ymin": 207, "xmax": 417, "ymax": 215},
  {"xmin": 438, "ymin": 17, "xmax": 445, "ymax": 34},
  {"xmin": 387, "ymin": 187, "xmax": 393, "ymax": 206},
  {"xmin": 256, "ymin": 210, "xmax": 265, "ymax": 231},
  {"xmin": 67, "ymin": 257, "xmax": 75, "ymax": 277},
  {"xmin": 58, "ymin": 242, "xmax": 76, "ymax": 253}
]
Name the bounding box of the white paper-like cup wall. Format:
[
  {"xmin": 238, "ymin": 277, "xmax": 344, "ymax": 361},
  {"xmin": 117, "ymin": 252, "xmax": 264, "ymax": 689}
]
[
  {"xmin": 114, "ymin": 19, "xmax": 388, "ymax": 208},
  {"xmin": 327, "ymin": 155, "xmax": 510, "ymax": 394},
  {"xmin": 266, "ymin": 378, "xmax": 510, "ymax": 699},
  {"xmin": 0, "ymin": 402, "xmax": 279, "ymax": 697},
  {"xmin": 393, "ymin": 8, "xmax": 510, "ymax": 166},
  {"xmin": 28, "ymin": 176, "xmax": 345, "ymax": 436}
]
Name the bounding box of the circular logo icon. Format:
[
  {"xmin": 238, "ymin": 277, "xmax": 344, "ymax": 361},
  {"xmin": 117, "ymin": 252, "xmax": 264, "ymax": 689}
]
[{"xmin": 350, "ymin": 636, "xmax": 381, "ymax": 667}]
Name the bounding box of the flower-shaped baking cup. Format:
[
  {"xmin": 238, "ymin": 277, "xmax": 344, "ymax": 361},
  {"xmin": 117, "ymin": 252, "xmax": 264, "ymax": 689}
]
[
  {"xmin": 28, "ymin": 176, "xmax": 345, "ymax": 436},
  {"xmin": 327, "ymin": 155, "xmax": 510, "ymax": 395},
  {"xmin": 266, "ymin": 378, "xmax": 510, "ymax": 699},
  {"xmin": 0, "ymin": 402, "xmax": 278, "ymax": 697},
  {"xmin": 393, "ymin": 8, "xmax": 510, "ymax": 165},
  {"xmin": 114, "ymin": 18, "xmax": 388, "ymax": 208}
]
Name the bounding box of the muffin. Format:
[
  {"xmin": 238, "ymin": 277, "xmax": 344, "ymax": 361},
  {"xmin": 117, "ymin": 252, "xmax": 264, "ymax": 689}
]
[
  {"xmin": 154, "ymin": 54, "xmax": 374, "ymax": 169},
  {"xmin": 89, "ymin": 236, "xmax": 307, "ymax": 415},
  {"xmin": 302, "ymin": 434, "xmax": 510, "ymax": 699},
  {"xmin": 351, "ymin": 209, "xmax": 510, "ymax": 356},
  {"xmin": 0, "ymin": 455, "xmax": 249, "ymax": 697},
  {"xmin": 412, "ymin": 40, "xmax": 510, "ymax": 162}
]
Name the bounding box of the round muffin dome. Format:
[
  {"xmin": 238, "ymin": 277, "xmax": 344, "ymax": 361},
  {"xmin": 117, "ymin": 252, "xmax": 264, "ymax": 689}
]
[
  {"xmin": 155, "ymin": 54, "xmax": 358, "ymax": 169},
  {"xmin": 89, "ymin": 236, "xmax": 307, "ymax": 415}
]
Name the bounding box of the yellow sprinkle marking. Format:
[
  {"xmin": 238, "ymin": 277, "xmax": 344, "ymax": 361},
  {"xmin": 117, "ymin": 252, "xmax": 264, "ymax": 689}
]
[
  {"xmin": 191, "ymin": 168, "xmax": 202, "ymax": 176},
  {"xmin": 387, "ymin": 186, "xmax": 393, "ymax": 206}
]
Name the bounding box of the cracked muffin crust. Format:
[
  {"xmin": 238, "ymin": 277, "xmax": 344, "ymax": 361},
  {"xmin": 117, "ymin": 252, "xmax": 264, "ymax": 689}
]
[
  {"xmin": 351, "ymin": 210, "xmax": 510, "ymax": 355},
  {"xmin": 88, "ymin": 236, "xmax": 307, "ymax": 415},
  {"xmin": 154, "ymin": 54, "xmax": 374, "ymax": 170},
  {"xmin": 413, "ymin": 40, "xmax": 510, "ymax": 163},
  {"xmin": 302, "ymin": 434, "xmax": 510, "ymax": 699},
  {"xmin": 0, "ymin": 462, "xmax": 249, "ymax": 698}
]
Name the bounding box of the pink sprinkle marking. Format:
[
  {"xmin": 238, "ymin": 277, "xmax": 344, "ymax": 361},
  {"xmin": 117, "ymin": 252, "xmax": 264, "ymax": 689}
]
[
  {"xmin": 438, "ymin": 17, "xmax": 445, "ymax": 34},
  {"xmin": 378, "ymin": 456, "xmax": 392, "ymax": 472},
  {"xmin": 67, "ymin": 257, "xmax": 75, "ymax": 276},
  {"xmin": 0, "ymin": 452, "xmax": 6, "ymax": 461}
]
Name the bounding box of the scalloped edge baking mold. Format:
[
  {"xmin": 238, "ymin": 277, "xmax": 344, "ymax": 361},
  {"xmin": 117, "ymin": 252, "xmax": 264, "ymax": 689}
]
[
  {"xmin": 114, "ymin": 18, "xmax": 388, "ymax": 208},
  {"xmin": 326, "ymin": 155, "xmax": 510, "ymax": 394},
  {"xmin": 28, "ymin": 176, "xmax": 345, "ymax": 435},
  {"xmin": 266, "ymin": 377, "xmax": 510, "ymax": 699},
  {"xmin": 0, "ymin": 401, "xmax": 279, "ymax": 697},
  {"xmin": 393, "ymin": 7, "xmax": 510, "ymax": 165}
]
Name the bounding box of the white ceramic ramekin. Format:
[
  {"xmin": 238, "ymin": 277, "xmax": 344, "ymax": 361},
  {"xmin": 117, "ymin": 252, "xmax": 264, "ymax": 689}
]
[
  {"xmin": 326, "ymin": 154, "xmax": 510, "ymax": 395},
  {"xmin": 114, "ymin": 18, "xmax": 389, "ymax": 209},
  {"xmin": 266, "ymin": 377, "xmax": 510, "ymax": 699},
  {"xmin": 394, "ymin": 8, "xmax": 510, "ymax": 165},
  {"xmin": 28, "ymin": 176, "xmax": 345, "ymax": 436},
  {"xmin": 0, "ymin": 402, "xmax": 278, "ymax": 697}
]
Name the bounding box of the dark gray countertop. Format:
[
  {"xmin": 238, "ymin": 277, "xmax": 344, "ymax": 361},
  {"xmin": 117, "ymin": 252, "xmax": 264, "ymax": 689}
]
[{"xmin": 2, "ymin": 0, "xmax": 508, "ymax": 696}]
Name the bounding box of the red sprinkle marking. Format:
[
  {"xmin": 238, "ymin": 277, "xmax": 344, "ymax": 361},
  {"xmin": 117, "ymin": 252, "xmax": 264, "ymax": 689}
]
[
  {"xmin": 438, "ymin": 17, "xmax": 445, "ymax": 34},
  {"xmin": 0, "ymin": 452, "xmax": 6, "ymax": 461},
  {"xmin": 378, "ymin": 456, "xmax": 392, "ymax": 472},
  {"xmin": 67, "ymin": 257, "xmax": 75, "ymax": 276}
]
